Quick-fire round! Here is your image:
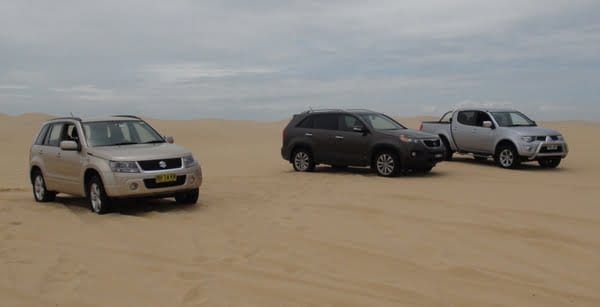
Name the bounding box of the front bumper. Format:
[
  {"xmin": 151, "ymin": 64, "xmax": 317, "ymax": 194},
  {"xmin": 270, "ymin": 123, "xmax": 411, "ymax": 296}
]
[
  {"xmin": 402, "ymin": 142, "xmax": 446, "ymax": 169},
  {"xmin": 102, "ymin": 165, "xmax": 203, "ymax": 198},
  {"xmin": 518, "ymin": 141, "xmax": 569, "ymax": 160}
]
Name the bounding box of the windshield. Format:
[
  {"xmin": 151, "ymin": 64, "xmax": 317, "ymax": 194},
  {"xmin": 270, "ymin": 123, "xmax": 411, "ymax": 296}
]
[
  {"xmin": 490, "ymin": 112, "xmax": 537, "ymax": 127},
  {"xmin": 83, "ymin": 120, "xmax": 165, "ymax": 147},
  {"xmin": 359, "ymin": 113, "xmax": 406, "ymax": 130}
]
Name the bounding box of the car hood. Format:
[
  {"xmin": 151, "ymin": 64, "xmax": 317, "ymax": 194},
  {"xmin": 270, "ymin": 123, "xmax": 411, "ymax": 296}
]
[
  {"xmin": 380, "ymin": 129, "xmax": 438, "ymax": 139},
  {"xmin": 87, "ymin": 143, "xmax": 191, "ymax": 161},
  {"xmin": 507, "ymin": 126, "xmax": 562, "ymax": 136}
]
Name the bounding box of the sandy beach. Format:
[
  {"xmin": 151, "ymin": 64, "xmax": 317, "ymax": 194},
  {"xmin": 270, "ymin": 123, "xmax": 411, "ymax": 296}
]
[{"xmin": 1, "ymin": 113, "xmax": 600, "ymax": 306}]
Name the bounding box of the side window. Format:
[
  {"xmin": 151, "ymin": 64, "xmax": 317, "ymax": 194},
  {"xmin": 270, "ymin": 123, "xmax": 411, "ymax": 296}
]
[
  {"xmin": 313, "ymin": 114, "xmax": 338, "ymax": 130},
  {"xmin": 338, "ymin": 115, "xmax": 363, "ymax": 131},
  {"xmin": 457, "ymin": 111, "xmax": 477, "ymax": 126},
  {"xmin": 297, "ymin": 116, "xmax": 314, "ymax": 129},
  {"xmin": 62, "ymin": 123, "xmax": 80, "ymax": 142},
  {"xmin": 475, "ymin": 112, "xmax": 492, "ymax": 127},
  {"xmin": 34, "ymin": 124, "xmax": 50, "ymax": 145},
  {"xmin": 44, "ymin": 123, "xmax": 64, "ymax": 147}
]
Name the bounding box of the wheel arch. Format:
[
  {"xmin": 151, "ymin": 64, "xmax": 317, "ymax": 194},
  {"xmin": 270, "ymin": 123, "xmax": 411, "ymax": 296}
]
[
  {"xmin": 494, "ymin": 139, "xmax": 517, "ymax": 154},
  {"xmin": 83, "ymin": 168, "xmax": 103, "ymax": 196},
  {"xmin": 369, "ymin": 143, "xmax": 401, "ymax": 167},
  {"xmin": 30, "ymin": 165, "xmax": 43, "ymax": 184},
  {"xmin": 290, "ymin": 142, "xmax": 314, "ymax": 161}
]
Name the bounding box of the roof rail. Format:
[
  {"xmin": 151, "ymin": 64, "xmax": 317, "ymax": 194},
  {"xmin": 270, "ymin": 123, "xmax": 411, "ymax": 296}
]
[
  {"xmin": 50, "ymin": 117, "xmax": 82, "ymax": 122},
  {"xmin": 301, "ymin": 108, "xmax": 375, "ymax": 114},
  {"xmin": 112, "ymin": 115, "xmax": 142, "ymax": 119}
]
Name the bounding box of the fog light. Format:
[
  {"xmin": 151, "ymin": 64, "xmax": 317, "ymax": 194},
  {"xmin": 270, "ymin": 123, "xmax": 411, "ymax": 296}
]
[
  {"xmin": 129, "ymin": 183, "xmax": 138, "ymax": 190},
  {"xmin": 411, "ymin": 152, "xmax": 417, "ymax": 157},
  {"xmin": 189, "ymin": 175, "xmax": 195, "ymax": 184}
]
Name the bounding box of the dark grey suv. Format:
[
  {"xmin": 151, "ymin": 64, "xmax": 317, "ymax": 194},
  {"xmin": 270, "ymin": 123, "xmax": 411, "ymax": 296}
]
[{"xmin": 281, "ymin": 109, "xmax": 446, "ymax": 177}]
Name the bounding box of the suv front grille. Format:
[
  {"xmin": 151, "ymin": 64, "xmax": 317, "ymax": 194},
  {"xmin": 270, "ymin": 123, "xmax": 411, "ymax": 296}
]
[
  {"xmin": 423, "ymin": 140, "xmax": 441, "ymax": 147},
  {"xmin": 138, "ymin": 158, "xmax": 182, "ymax": 171},
  {"xmin": 143, "ymin": 175, "xmax": 186, "ymax": 189}
]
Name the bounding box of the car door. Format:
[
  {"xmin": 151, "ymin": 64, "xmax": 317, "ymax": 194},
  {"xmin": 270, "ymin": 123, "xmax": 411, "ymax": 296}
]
[
  {"xmin": 452, "ymin": 111, "xmax": 478, "ymax": 151},
  {"xmin": 40, "ymin": 122, "xmax": 65, "ymax": 190},
  {"xmin": 55, "ymin": 123, "xmax": 85, "ymax": 195},
  {"xmin": 333, "ymin": 114, "xmax": 370, "ymax": 165},
  {"xmin": 470, "ymin": 111, "xmax": 496, "ymax": 153},
  {"xmin": 311, "ymin": 114, "xmax": 339, "ymax": 164}
]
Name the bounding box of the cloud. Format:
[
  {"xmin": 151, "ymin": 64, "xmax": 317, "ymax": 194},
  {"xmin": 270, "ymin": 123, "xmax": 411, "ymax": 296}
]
[{"xmin": 0, "ymin": 0, "xmax": 598, "ymax": 120}]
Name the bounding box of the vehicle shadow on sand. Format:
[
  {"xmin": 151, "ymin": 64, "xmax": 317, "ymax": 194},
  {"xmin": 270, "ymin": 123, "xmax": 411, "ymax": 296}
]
[
  {"xmin": 286, "ymin": 166, "xmax": 448, "ymax": 178},
  {"xmin": 450, "ymin": 156, "xmax": 567, "ymax": 172},
  {"xmin": 55, "ymin": 196, "xmax": 201, "ymax": 216}
]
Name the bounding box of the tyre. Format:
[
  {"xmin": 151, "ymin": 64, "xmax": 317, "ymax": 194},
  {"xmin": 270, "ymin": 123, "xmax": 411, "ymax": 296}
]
[
  {"xmin": 31, "ymin": 170, "xmax": 56, "ymax": 202},
  {"xmin": 88, "ymin": 175, "xmax": 111, "ymax": 214},
  {"xmin": 441, "ymin": 137, "xmax": 454, "ymax": 161},
  {"xmin": 538, "ymin": 158, "xmax": 561, "ymax": 169},
  {"xmin": 495, "ymin": 144, "xmax": 521, "ymax": 169},
  {"xmin": 374, "ymin": 151, "xmax": 400, "ymax": 177},
  {"xmin": 175, "ymin": 188, "xmax": 199, "ymax": 204},
  {"xmin": 292, "ymin": 148, "xmax": 315, "ymax": 172}
]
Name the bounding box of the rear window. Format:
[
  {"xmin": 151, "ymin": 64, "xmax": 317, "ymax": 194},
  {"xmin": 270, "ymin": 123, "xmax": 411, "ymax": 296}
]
[
  {"xmin": 297, "ymin": 116, "xmax": 314, "ymax": 129},
  {"xmin": 34, "ymin": 124, "xmax": 50, "ymax": 145},
  {"xmin": 313, "ymin": 114, "xmax": 338, "ymax": 130},
  {"xmin": 44, "ymin": 123, "xmax": 64, "ymax": 147}
]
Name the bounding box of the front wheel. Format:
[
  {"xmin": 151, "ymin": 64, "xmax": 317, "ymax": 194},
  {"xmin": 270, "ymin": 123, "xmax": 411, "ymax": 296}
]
[
  {"xmin": 374, "ymin": 151, "xmax": 400, "ymax": 177},
  {"xmin": 292, "ymin": 149, "xmax": 315, "ymax": 172},
  {"xmin": 32, "ymin": 171, "xmax": 56, "ymax": 202},
  {"xmin": 538, "ymin": 158, "xmax": 561, "ymax": 168},
  {"xmin": 88, "ymin": 175, "xmax": 111, "ymax": 214},
  {"xmin": 175, "ymin": 188, "xmax": 199, "ymax": 204},
  {"xmin": 495, "ymin": 144, "xmax": 521, "ymax": 169}
]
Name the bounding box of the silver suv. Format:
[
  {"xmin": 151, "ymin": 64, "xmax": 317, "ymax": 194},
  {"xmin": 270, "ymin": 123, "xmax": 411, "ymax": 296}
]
[{"xmin": 29, "ymin": 115, "xmax": 203, "ymax": 214}]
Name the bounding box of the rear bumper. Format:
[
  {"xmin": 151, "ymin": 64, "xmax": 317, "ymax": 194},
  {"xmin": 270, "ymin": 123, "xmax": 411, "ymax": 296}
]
[
  {"xmin": 102, "ymin": 165, "xmax": 202, "ymax": 198},
  {"xmin": 518, "ymin": 141, "xmax": 569, "ymax": 160}
]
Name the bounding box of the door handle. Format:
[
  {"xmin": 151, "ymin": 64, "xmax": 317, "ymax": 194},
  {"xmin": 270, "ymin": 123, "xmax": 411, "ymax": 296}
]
[
  {"xmin": 305, "ymin": 133, "xmax": 313, "ymax": 137},
  {"xmin": 335, "ymin": 136, "xmax": 344, "ymax": 140}
]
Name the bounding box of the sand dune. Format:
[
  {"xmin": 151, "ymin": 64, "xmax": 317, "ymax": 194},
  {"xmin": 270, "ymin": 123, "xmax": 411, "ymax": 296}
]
[{"xmin": 1, "ymin": 115, "xmax": 600, "ymax": 306}]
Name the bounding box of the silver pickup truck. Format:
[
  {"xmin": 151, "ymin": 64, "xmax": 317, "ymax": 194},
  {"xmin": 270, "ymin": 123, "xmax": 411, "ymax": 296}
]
[{"xmin": 420, "ymin": 108, "xmax": 568, "ymax": 169}]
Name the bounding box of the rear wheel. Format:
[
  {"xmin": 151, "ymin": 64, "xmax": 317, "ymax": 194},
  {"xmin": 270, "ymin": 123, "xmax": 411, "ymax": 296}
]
[
  {"xmin": 538, "ymin": 158, "xmax": 561, "ymax": 168},
  {"xmin": 32, "ymin": 170, "xmax": 56, "ymax": 202},
  {"xmin": 175, "ymin": 188, "xmax": 199, "ymax": 204},
  {"xmin": 374, "ymin": 151, "xmax": 400, "ymax": 177},
  {"xmin": 292, "ymin": 149, "xmax": 315, "ymax": 172},
  {"xmin": 495, "ymin": 144, "xmax": 521, "ymax": 169},
  {"xmin": 88, "ymin": 175, "xmax": 111, "ymax": 214}
]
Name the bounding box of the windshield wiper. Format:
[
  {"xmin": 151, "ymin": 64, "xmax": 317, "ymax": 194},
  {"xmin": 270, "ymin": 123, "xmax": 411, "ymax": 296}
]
[
  {"xmin": 143, "ymin": 140, "xmax": 166, "ymax": 144},
  {"xmin": 109, "ymin": 142, "xmax": 139, "ymax": 146}
]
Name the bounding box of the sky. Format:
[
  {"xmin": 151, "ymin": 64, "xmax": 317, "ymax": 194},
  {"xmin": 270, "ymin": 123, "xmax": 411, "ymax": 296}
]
[{"xmin": 0, "ymin": 0, "xmax": 599, "ymax": 120}]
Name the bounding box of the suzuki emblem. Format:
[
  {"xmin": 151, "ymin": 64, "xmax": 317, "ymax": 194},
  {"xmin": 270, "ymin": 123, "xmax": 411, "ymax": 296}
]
[{"xmin": 158, "ymin": 161, "xmax": 167, "ymax": 168}]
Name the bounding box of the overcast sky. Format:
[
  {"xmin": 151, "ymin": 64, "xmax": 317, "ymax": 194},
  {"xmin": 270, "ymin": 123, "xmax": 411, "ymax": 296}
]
[{"xmin": 1, "ymin": 0, "xmax": 599, "ymax": 120}]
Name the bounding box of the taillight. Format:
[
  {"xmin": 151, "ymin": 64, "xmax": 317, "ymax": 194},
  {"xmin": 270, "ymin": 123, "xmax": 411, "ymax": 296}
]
[{"xmin": 419, "ymin": 123, "xmax": 423, "ymax": 131}]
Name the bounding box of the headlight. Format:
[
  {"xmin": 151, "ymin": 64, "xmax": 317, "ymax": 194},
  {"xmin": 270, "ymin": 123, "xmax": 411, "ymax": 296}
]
[
  {"xmin": 521, "ymin": 136, "xmax": 536, "ymax": 143},
  {"xmin": 399, "ymin": 135, "xmax": 419, "ymax": 144},
  {"xmin": 182, "ymin": 155, "xmax": 198, "ymax": 168},
  {"xmin": 556, "ymin": 135, "xmax": 564, "ymax": 141},
  {"xmin": 109, "ymin": 161, "xmax": 140, "ymax": 173}
]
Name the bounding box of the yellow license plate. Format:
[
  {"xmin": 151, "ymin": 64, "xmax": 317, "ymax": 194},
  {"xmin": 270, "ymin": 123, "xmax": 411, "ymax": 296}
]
[{"xmin": 155, "ymin": 174, "xmax": 177, "ymax": 183}]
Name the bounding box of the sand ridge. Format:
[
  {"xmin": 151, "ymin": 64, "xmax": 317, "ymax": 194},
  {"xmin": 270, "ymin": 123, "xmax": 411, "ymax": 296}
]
[{"xmin": 1, "ymin": 114, "xmax": 600, "ymax": 306}]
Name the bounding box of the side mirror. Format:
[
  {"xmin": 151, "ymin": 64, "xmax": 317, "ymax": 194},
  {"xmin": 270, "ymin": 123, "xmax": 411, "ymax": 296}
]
[
  {"xmin": 482, "ymin": 121, "xmax": 494, "ymax": 129},
  {"xmin": 164, "ymin": 136, "xmax": 174, "ymax": 144},
  {"xmin": 60, "ymin": 140, "xmax": 79, "ymax": 151},
  {"xmin": 352, "ymin": 126, "xmax": 366, "ymax": 133}
]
